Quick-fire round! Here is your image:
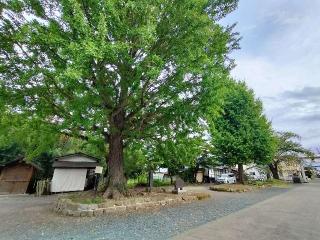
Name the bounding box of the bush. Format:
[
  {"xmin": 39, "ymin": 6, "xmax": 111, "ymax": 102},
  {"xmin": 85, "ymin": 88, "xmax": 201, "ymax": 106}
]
[
  {"xmin": 153, "ymin": 179, "xmax": 172, "ymax": 187},
  {"xmin": 127, "ymin": 175, "xmax": 148, "ymax": 189},
  {"xmin": 127, "ymin": 175, "xmax": 173, "ymax": 189}
]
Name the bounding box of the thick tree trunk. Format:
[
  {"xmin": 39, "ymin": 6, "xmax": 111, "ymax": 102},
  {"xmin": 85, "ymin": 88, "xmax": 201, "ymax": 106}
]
[
  {"xmin": 104, "ymin": 110, "xmax": 127, "ymax": 199},
  {"xmin": 104, "ymin": 132, "xmax": 127, "ymax": 199},
  {"xmin": 238, "ymin": 164, "xmax": 244, "ymax": 184},
  {"xmin": 269, "ymin": 163, "xmax": 280, "ymax": 180}
]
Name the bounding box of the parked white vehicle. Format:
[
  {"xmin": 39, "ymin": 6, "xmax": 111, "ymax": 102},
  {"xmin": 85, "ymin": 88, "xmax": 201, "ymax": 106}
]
[{"xmin": 216, "ymin": 173, "xmax": 236, "ymax": 184}]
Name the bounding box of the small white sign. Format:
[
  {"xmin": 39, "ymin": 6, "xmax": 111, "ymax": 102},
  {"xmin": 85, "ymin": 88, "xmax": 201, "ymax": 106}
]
[{"xmin": 95, "ymin": 166, "xmax": 103, "ymax": 174}]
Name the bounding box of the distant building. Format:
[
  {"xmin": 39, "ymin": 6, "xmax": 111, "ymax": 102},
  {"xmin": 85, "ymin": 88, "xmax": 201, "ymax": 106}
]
[
  {"xmin": 243, "ymin": 164, "xmax": 267, "ymax": 180},
  {"xmin": 303, "ymin": 156, "xmax": 320, "ymax": 171},
  {"xmin": 278, "ymin": 161, "xmax": 301, "ymax": 181}
]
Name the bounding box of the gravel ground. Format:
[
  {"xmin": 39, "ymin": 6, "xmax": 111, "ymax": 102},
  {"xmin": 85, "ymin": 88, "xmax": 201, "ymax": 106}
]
[{"xmin": 0, "ymin": 187, "xmax": 290, "ymax": 240}]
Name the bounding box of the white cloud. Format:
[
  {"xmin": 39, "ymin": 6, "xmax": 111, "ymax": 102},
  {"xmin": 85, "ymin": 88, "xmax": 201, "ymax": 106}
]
[
  {"xmin": 223, "ymin": 0, "xmax": 320, "ymax": 149},
  {"xmin": 231, "ymin": 56, "xmax": 297, "ymax": 96}
]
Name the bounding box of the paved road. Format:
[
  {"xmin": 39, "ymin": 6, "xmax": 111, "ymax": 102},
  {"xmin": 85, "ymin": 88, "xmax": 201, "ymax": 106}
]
[
  {"xmin": 172, "ymin": 179, "xmax": 320, "ymax": 240},
  {"xmin": 0, "ymin": 186, "xmax": 289, "ymax": 240}
]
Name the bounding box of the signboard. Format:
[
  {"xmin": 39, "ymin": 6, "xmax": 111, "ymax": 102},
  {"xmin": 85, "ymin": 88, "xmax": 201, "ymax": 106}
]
[{"xmin": 95, "ymin": 166, "xmax": 103, "ymax": 174}]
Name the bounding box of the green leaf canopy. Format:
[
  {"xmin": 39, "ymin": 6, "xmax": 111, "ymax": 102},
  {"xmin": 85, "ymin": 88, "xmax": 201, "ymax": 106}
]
[
  {"xmin": 0, "ymin": 0, "xmax": 238, "ymax": 146},
  {"xmin": 209, "ymin": 80, "xmax": 275, "ymax": 168}
]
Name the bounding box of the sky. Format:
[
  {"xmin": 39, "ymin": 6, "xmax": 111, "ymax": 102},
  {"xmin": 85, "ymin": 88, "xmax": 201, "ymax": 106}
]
[{"xmin": 221, "ymin": 0, "xmax": 320, "ymax": 150}]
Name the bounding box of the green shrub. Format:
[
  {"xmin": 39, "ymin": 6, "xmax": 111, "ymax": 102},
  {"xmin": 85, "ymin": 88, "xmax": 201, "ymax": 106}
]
[
  {"xmin": 127, "ymin": 175, "xmax": 148, "ymax": 189},
  {"xmin": 153, "ymin": 179, "xmax": 172, "ymax": 187},
  {"xmin": 127, "ymin": 176, "xmax": 172, "ymax": 188}
]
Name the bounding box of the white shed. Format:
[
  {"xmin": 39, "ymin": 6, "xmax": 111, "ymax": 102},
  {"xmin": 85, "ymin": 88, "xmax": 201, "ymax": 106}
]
[
  {"xmin": 51, "ymin": 153, "xmax": 99, "ymax": 193},
  {"xmin": 153, "ymin": 168, "xmax": 169, "ymax": 180}
]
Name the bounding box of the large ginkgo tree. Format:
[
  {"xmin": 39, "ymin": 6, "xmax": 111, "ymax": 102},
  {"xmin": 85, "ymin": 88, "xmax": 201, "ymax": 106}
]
[{"xmin": 0, "ymin": 0, "xmax": 239, "ymax": 197}]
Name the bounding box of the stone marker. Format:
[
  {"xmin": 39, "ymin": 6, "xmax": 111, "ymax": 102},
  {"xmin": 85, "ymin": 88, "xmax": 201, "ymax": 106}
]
[{"xmin": 173, "ymin": 176, "xmax": 186, "ymax": 194}]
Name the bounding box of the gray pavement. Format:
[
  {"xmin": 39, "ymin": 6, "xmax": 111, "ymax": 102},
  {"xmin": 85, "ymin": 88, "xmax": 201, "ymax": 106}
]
[
  {"xmin": 172, "ymin": 179, "xmax": 320, "ymax": 240},
  {"xmin": 0, "ymin": 185, "xmax": 288, "ymax": 240}
]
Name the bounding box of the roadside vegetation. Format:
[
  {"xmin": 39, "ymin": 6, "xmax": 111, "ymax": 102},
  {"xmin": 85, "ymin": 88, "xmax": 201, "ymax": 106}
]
[
  {"xmin": 248, "ymin": 179, "xmax": 289, "ymax": 188},
  {"xmin": 210, "ymin": 179, "xmax": 290, "ymax": 193},
  {"xmin": 210, "ymin": 184, "xmax": 255, "ymax": 193},
  {"xmin": 127, "ymin": 177, "xmax": 172, "ymax": 189}
]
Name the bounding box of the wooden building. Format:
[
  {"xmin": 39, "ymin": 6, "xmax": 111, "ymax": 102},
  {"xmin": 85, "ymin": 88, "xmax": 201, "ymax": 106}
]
[
  {"xmin": 0, "ymin": 158, "xmax": 41, "ymax": 194},
  {"xmin": 51, "ymin": 153, "xmax": 100, "ymax": 193}
]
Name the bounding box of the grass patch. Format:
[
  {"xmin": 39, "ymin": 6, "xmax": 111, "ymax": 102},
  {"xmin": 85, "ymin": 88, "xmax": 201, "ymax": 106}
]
[
  {"xmin": 194, "ymin": 192, "xmax": 211, "ymax": 200},
  {"xmin": 68, "ymin": 192, "xmax": 105, "ymax": 204},
  {"xmin": 248, "ymin": 180, "xmax": 267, "ymax": 187},
  {"xmin": 265, "ymin": 179, "xmax": 289, "ymax": 188},
  {"xmin": 76, "ymin": 196, "xmax": 104, "ymax": 204},
  {"xmin": 248, "ymin": 179, "xmax": 289, "ymax": 188},
  {"xmin": 210, "ymin": 184, "xmax": 255, "ymax": 193}
]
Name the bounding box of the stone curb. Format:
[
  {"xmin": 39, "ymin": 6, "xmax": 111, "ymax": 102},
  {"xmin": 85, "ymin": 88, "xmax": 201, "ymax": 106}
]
[{"xmin": 52, "ymin": 194, "xmax": 204, "ymax": 217}]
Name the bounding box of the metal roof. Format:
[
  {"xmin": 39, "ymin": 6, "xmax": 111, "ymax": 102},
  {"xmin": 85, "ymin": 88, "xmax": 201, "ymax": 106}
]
[
  {"xmin": 52, "ymin": 161, "xmax": 98, "ymax": 169},
  {"xmin": 54, "ymin": 152, "xmax": 101, "ymax": 162},
  {"xmin": 1, "ymin": 157, "xmax": 42, "ymax": 170}
]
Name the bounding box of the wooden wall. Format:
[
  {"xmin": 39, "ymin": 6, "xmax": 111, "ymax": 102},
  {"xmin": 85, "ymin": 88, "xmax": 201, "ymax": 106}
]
[{"xmin": 0, "ymin": 163, "xmax": 34, "ymax": 194}]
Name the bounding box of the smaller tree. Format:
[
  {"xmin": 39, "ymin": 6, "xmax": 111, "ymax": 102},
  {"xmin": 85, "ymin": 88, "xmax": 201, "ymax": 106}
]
[
  {"xmin": 269, "ymin": 131, "xmax": 313, "ymax": 179},
  {"xmin": 157, "ymin": 134, "xmax": 206, "ymax": 184},
  {"xmin": 209, "ymin": 80, "xmax": 275, "ymax": 183},
  {"xmin": 135, "ymin": 126, "xmax": 207, "ymax": 185}
]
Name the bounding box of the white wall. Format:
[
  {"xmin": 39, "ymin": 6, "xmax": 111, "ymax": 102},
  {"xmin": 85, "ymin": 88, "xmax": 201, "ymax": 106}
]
[{"xmin": 51, "ymin": 168, "xmax": 87, "ymax": 192}]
